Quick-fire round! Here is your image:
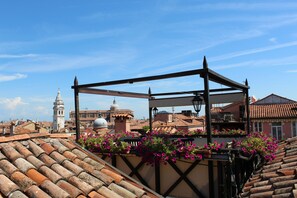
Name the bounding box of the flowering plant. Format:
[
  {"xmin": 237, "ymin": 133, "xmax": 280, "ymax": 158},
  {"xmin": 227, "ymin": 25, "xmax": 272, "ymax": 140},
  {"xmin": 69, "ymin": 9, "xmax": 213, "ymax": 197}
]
[
  {"xmin": 175, "ymin": 129, "xmax": 246, "ymax": 136},
  {"xmin": 204, "ymin": 141, "xmax": 224, "ymax": 151},
  {"xmin": 135, "ymin": 131, "xmax": 203, "ymax": 165},
  {"xmin": 79, "ymin": 132, "xmax": 131, "ymax": 156},
  {"xmin": 236, "ymin": 132, "xmax": 278, "ymax": 161}
]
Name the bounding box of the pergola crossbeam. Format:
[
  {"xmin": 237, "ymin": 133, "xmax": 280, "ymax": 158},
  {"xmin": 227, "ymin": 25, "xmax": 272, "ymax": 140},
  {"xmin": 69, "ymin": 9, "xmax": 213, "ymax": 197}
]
[{"xmin": 79, "ymin": 87, "xmax": 150, "ymax": 99}]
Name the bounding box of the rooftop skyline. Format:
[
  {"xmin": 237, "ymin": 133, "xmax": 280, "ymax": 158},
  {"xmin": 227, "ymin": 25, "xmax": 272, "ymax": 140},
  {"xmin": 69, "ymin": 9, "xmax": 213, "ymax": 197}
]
[{"xmin": 1, "ymin": 1, "xmax": 297, "ymax": 121}]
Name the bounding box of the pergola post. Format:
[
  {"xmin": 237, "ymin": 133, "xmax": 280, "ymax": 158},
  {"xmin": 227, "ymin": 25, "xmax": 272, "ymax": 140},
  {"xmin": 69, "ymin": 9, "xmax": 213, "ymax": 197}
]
[
  {"xmin": 245, "ymin": 79, "xmax": 251, "ymax": 134},
  {"xmin": 148, "ymin": 88, "xmax": 153, "ymax": 132},
  {"xmin": 74, "ymin": 77, "xmax": 80, "ymax": 142},
  {"xmin": 203, "ymin": 56, "xmax": 214, "ymax": 198}
]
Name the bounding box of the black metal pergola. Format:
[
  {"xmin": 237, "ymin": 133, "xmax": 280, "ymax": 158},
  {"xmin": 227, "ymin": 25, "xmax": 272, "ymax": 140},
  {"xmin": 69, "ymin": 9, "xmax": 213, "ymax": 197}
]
[{"xmin": 71, "ymin": 56, "xmax": 250, "ymax": 197}]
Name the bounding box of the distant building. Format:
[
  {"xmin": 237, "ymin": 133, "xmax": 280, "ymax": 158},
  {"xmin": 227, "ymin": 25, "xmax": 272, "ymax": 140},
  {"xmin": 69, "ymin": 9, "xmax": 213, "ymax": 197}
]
[
  {"xmin": 53, "ymin": 89, "xmax": 65, "ymax": 132},
  {"xmin": 250, "ymin": 94, "xmax": 297, "ymax": 140},
  {"xmin": 69, "ymin": 99, "xmax": 133, "ymax": 128},
  {"xmin": 211, "ymin": 93, "xmax": 297, "ymax": 140}
]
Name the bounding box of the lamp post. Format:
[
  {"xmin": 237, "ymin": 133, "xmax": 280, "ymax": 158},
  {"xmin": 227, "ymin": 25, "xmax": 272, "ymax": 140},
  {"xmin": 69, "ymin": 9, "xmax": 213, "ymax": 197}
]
[
  {"xmin": 153, "ymin": 107, "xmax": 158, "ymax": 117},
  {"xmin": 192, "ymin": 93, "xmax": 203, "ymax": 116}
]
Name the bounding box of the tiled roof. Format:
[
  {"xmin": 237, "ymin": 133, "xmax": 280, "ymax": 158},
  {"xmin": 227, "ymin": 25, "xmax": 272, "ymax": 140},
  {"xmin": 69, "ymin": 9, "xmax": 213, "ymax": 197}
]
[
  {"xmin": 0, "ymin": 133, "xmax": 160, "ymax": 198},
  {"xmin": 250, "ymin": 103, "xmax": 297, "ymax": 119},
  {"xmin": 240, "ymin": 136, "xmax": 297, "ymax": 197},
  {"xmin": 112, "ymin": 113, "xmax": 134, "ymax": 119}
]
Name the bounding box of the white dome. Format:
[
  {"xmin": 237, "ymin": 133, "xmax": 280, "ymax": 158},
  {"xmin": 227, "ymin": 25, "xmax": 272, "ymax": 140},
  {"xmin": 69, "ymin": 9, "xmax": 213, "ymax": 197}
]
[{"xmin": 93, "ymin": 115, "xmax": 108, "ymax": 129}]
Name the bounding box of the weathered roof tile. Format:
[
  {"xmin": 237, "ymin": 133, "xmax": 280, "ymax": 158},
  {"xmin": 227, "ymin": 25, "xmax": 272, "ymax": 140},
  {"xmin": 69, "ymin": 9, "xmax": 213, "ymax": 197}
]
[
  {"xmin": 98, "ymin": 186, "xmax": 123, "ymax": 198},
  {"xmin": 78, "ymin": 172, "xmax": 104, "ymax": 190},
  {"xmin": 50, "ymin": 151, "xmax": 67, "ymax": 164},
  {"xmin": 0, "ymin": 174, "xmax": 20, "ymax": 197},
  {"xmin": 14, "ymin": 158, "xmax": 35, "ymax": 173},
  {"xmin": 101, "ymin": 168, "xmax": 124, "ymax": 183},
  {"xmin": 108, "ymin": 183, "xmax": 137, "ymax": 198},
  {"xmin": 39, "ymin": 165, "xmax": 63, "ymax": 183},
  {"xmin": 83, "ymin": 157, "xmax": 105, "ymax": 170},
  {"xmin": 38, "ymin": 153, "xmax": 56, "ymax": 167},
  {"xmin": 0, "ymin": 135, "xmax": 160, "ymax": 198},
  {"xmin": 13, "ymin": 141, "xmax": 33, "ymax": 158},
  {"xmin": 72, "ymin": 149, "xmax": 88, "ymax": 160},
  {"xmin": 28, "ymin": 140, "xmax": 45, "ymax": 157},
  {"xmin": 0, "ymin": 159, "xmax": 18, "ymax": 175},
  {"xmin": 25, "ymin": 185, "xmax": 51, "ymax": 198},
  {"xmin": 1, "ymin": 143, "xmax": 23, "ymax": 161},
  {"xmin": 26, "ymin": 169, "xmax": 48, "ymax": 185},
  {"xmin": 8, "ymin": 190, "xmax": 28, "ymax": 198},
  {"xmin": 40, "ymin": 180, "xmax": 70, "ymax": 198},
  {"xmin": 57, "ymin": 180, "xmax": 83, "ymax": 197},
  {"xmin": 68, "ymin": 176, "xmax": 94, "ymax": 195},
  {"xmin": 26, "ymin": 155, "xmax": 45, "ymax": 169},
  {"xmin": 11, "ymin": 171, "xmax": 36, "ymax": 191},
  {"xmin": 40, "ymin": 143, "xmax": 56, "ymax": 155},
  {"xmin": 62, "ymin": 160, "xmax": 84, "ymax": 175},
  {"xmin": 51, "ymin": 163, "xmax": 74, "ymax": 179}
]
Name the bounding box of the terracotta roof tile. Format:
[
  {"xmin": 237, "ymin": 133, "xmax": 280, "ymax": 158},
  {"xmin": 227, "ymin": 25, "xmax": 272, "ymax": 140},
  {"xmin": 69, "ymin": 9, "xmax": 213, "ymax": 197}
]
[
  {"xmin": 274, "ymin": 186, "xmax": 293, "ymax": 194},
  {"xmin": 1, "ymin": 143, "xmax": 24, "ymax": 161},
  {"xmin": 97, "ymin": 186, "xmax": 123, "ymax": 198},
  {"xmin": 250, "ymin": 191, "xmax": 274, "ymax": 198},
  {"xmin": 63, "ymin": 150, "xmax": 78, "ymax": 161},
  {"xmin": 25, "ymin": 185, "xmax": 51, "ymax": 198},
  {"xmin": 14, "ymin": 141, "xmax": 33, "ymax": 158},
  {"xmin": 39, "ymin": 166, "xmax": 63, "ymax": 183},
  {"xmin": 0, "ymin": 151, "xmax": 6, "ymax": 160},
  {"xmin": 72, "ymin": 149, "xmax": 88, "ymax": 160},
  {"xmin": 119, "ymin": 180, "xmax": 146, "ymax": 197},
  {"xmin": 40, "ymin": 143, "xmax": 56, "ymax": 155},
  {"xmin": 51, "ymin": 163, "xmax": 75, "ymax": 179},
  {"xmin": 0, "ymin": 174, "xmax": 20, "ymax": 197},
  {"xmin": 28, "ymin": 140, "xmax": 45, "ymax": 157},
  {"xmin": 250, "ymin": 103, "xmax": 297, "ymax": 119},
  {"xmin": 88, "ymin": 191, "xmax": 106, "ymax": 198},
  {"xmin": 101, "ymin": 168, "xmax": 124, "ymax": 183},
  {"xmin": 39, "ymin": 153, "xmax": 57, "ymax": 167},
  {"xmin": 0, "ymin": 134, "xmax": 160, "ymax": 198},
  {"xmin": 91, "ymin": 170, "xmax": 114, "ymax": 185},
  {"xmin": 73, "ymin": 158, "xmax": 95, "ymax": 173},
  {"xmin": 68, "ymin": 176, "xmax": 94, "ymax": 195},
  {"xmin": 50, "ymin": 151, "xmax": 67, "ymax": 164},
  {"xmin": 59, "ymin": 139, "xmax": 77, "ymax": 150},
  {"xmin": 241, "ymin": 137, "xmax": 297, "ymax": 197},
  {"xmin": 49, "ymin": 139, "xmax": 69, "ymax": 153},
  {"xmin": 14, "ymin": 158, "xmax": 35, "ymax": 173},
  {"xmin": 26, "ymin": 169, "xmax": 49, "ymax": 185},
  {"xmin": 83, "ymin": 157, "xmax": 105, "ymax": 170},
  {"xmin": 0, "ymin": 159, "xmax": 18, "ymax": 175},
  {"xmin": 26, "ymin": 155, "xmax": 45, "ymax": 169},
  {"xmin": 8, "ymin": 190, "xmax": 28, "ymax": 198},
  {"xmin": 62, "ymin": 160, "xmax": 84, "ymax": 175},
  {"xmin": 40, "ymin": 180, "xmax": 70, "ymax": 198},
  {"xmin": 57, "ymin": 180, "xmax": 83, "ymax": 197},
  {"xmin": 11, "ymin": 171, "xmax": 36, "ymax": 191},
  {"xmin": 108, "ymin": 183, "xmax": 137, "ymax": 198}
]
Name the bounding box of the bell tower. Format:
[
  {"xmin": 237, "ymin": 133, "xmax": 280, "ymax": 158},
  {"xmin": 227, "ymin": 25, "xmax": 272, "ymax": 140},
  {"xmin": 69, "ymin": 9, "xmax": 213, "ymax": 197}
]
[{"xmin": 53, "ymin": 89, "xmax": 65, "ymax": 131}]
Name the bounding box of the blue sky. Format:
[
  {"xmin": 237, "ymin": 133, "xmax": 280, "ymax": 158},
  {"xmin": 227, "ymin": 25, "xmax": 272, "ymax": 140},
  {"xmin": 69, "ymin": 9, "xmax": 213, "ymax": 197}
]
[{"xmin": 1, "ymin": 1, "xmax": 297, "ymax": 121}]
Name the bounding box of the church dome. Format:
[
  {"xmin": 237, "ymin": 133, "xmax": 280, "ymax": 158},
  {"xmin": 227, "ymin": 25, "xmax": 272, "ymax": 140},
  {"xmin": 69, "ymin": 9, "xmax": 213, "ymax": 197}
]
[
  {"xmin": 110, "ymin": 99, "xmax": 119, "ymax": 111},
  {"xmin": 93, "ymin": 114, "xmax": 108, "ymax": 129}
]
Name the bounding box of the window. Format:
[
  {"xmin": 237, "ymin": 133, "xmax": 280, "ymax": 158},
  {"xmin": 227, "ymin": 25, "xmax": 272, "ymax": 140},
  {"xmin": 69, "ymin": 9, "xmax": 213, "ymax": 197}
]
[
  {"xmin": 254, "ymin": 122, "xmax": 263, "ymax": 132},
  {"xmin": 292, "ymin": 121, "xmax": 297, "ymax": 137},
  {"xmin": 272, "ymin": 122, "xmax": 282, "ymax": 140}
]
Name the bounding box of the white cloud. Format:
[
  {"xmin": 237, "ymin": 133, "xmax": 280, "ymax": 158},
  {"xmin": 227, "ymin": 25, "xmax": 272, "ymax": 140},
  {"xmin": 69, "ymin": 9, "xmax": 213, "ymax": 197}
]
[
  {"xmin": 0, "ymin": 97, "xmax": 27, "ymax": 110},
  {"xmin": 0, "ymin": 54, "xmax": 38, "ymax": 59},
  {"xmin": 0, "ymin": 73, "xmax": 27, "ymax": 82},
  {"xmin": 210, "ymin": 40, "xmax": 297, "ymax": 62}
]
